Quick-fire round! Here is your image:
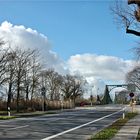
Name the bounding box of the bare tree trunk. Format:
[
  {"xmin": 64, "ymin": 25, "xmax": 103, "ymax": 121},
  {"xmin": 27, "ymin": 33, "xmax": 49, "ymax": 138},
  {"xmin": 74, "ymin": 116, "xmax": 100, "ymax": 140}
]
[
  {"xmin": 16, "ymin": 79, "xmax": 20, "ymax": 113},
  {"xmin": 25, "ymin": 85, "xmax": 29, "ymax": 110},
  {"xmin": 31, "ymin": 85, "xmax": 34, "ymax": 110},
  {"xmin": 7, "ymin": 82, "xmax": 12, "ymax": 110}
]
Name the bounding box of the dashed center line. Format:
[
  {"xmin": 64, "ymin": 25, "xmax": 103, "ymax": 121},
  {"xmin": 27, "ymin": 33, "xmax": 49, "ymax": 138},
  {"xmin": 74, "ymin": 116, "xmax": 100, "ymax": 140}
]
[{"xmin": 6, "ymin": 125, "xmax": 29, "ymax": 131}]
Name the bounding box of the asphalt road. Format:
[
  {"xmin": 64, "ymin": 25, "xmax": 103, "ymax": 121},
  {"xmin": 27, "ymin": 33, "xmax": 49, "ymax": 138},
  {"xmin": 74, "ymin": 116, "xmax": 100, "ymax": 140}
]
[{"xmin": 0, "ymin": 105, "xmax": 124, "ymax": 140}]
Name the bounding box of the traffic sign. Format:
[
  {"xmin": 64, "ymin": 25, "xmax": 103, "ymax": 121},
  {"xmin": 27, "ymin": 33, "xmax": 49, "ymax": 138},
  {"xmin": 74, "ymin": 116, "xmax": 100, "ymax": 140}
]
[{"xmin": 129, "ymin": 92, "xmax": 134, "ymax": 98}]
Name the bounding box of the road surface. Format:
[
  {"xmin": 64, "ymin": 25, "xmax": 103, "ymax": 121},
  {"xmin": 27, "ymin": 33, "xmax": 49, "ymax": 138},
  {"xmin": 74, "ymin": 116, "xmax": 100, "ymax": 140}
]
[{"xmin": 0, "ymin": 105, "xmax": 124, "ymax": 140}]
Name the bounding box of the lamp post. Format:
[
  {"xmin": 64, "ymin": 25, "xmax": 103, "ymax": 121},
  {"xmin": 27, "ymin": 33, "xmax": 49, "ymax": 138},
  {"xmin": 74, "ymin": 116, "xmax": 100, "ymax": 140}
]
[{"xmin": 129, "ymin": 92, "xmax": 135, "ymax": 113}]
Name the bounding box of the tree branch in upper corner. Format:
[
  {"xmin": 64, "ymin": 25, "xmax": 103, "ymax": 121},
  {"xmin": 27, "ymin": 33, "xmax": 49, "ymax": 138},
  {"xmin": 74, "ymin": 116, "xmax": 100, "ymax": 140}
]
[{"xmin": 126, "ymin": 28, "xmax": 140, "ymax": 36}]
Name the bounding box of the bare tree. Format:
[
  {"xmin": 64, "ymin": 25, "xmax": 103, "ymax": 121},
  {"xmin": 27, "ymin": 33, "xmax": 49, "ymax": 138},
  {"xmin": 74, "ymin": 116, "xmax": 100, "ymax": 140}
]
[
  {"xmin": 62, "ymin": 75, "xmax": 86, "ymax": 106},
  {"xmin": 30, "ymin": 51, "xmax": 41, "ymax": 109},
  {"xmin": 112, "ymin": 0, "xmax": 140, "ymax": 36},
  {"xmin": 0, "ymin": 47, "xmax": 9, "ymax": 86},
  {"xmin": 0, "ymin": 41, "xmax": 8, "ymax": 103},
  {"xmin": 23, "ymin": 67, "xmax": 30, "ymax": 103},
  {"xmin": 0, "ymin": 42, "xmax": 17, "ymax": 110},
  {"xmin": 5, "ymin": 51, "xmax": 16, "ymax": 109},
  {"xmin": 126, "ymin": 65, "xmax": 140, "ymax": 89},
  {"xmin": 40, "ymin": 69, "xmax": 63, "ymax": 101},
  {"xmin": 70, "ymin": 76, "xmax": 85, "ymax": 106},
  {"xmin": 14, "ymin": 48, "xmax": 35, "ymax": 112},
  {"xmin": 61, "ymin": 75, "xmax": 74, "ymax": 100}
]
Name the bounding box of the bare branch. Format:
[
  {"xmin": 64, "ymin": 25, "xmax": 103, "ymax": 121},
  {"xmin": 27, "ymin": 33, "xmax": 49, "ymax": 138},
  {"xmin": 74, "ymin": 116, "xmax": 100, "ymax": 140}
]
[
  {"xmin": 111, "ymin": 0, "xmax": 140, "ymax": 36},
  {"xmin": 126, "ymin": 27, "xmax": 140, "ymax": 35},
  {"xmin": 128, "ymin": 0, "xmax": 140, "ymax": 6}
]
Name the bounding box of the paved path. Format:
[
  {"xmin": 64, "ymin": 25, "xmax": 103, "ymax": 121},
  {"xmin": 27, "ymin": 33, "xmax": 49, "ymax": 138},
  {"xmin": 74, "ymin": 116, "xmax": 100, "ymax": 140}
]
[
  {"xmin": 112, "ymin": 115, "xmax": 140, "ymax": 140},
  {"xmin": 112, "ymin": 105, "xmax": 140, "ymax": 140}
]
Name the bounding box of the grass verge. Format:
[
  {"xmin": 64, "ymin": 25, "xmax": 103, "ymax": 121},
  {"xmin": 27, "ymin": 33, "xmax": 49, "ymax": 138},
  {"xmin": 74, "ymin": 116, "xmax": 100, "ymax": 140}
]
[
  {"xmin": 89, "ymin": 112, "xmax": 138, "ymax": 140},
  {"xmin": 0, "ymin": 116, "xmax": 16, "ymax": 120}
]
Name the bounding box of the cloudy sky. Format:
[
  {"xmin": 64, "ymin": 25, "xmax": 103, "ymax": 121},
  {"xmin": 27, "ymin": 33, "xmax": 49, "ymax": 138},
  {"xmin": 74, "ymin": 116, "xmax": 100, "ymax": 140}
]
[{"xmin": 0, "ymin": 0, "xmax": 139, "ymax": 95}]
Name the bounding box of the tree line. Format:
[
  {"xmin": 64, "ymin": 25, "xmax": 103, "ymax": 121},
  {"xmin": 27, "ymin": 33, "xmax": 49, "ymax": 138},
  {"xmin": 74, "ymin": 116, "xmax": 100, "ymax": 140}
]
[{"xmin": 0, "ymin": 42, "xmax": 86, "ymax": 112}]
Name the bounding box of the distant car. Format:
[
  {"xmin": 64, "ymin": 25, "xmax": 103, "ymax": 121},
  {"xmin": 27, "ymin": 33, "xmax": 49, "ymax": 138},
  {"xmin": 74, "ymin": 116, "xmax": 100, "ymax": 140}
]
[{"xmin": 80, "ymin": 102, "xmax": 87, "ymax": 106}]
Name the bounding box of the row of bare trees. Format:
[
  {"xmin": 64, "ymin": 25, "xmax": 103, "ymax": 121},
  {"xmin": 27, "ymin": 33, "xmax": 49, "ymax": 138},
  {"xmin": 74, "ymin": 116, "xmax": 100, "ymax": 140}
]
[{"xmin": 0, "ymin": 43, "xmax": 86, "ymax": 112}]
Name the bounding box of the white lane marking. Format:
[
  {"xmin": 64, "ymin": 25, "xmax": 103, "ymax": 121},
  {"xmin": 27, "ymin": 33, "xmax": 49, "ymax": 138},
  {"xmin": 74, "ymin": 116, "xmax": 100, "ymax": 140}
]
[
  {"xmin": 0, "ymin": 124, "xmax": 12, "ymax": 126},
  {"xmin": 6, "ymin": 125, "xmax": 29, "ymax": 131},
  {"xmin": 42, "ymin": 109, "xmax": 123, "ymax": 140},
  {"xmin": 0, "ymin": 120, "xmax": 16, "ymax": 124}
]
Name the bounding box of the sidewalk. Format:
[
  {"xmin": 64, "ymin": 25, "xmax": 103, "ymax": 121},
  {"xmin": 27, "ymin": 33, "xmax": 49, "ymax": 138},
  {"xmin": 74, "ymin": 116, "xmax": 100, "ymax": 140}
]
[{"xmin": 112, "ymin": 105, "xmax": 140, "ymax": 140}]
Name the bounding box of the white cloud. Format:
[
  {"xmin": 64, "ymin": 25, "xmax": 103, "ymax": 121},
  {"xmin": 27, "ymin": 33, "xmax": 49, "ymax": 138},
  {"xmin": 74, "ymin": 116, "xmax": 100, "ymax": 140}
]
[
  {"xmin": 68, "ymin": 53, "xmax": 137, "ymax": 98},
  {"xmin": 1, "ymin": 21, "xmax": 137, "ymax": 99},
  {"xmin": 68, "ymin": 53, "xmax": 136, "ymax": 82},
  {"xmin": 0, "ymin": 21, "xmax": 68, "ymax": 74},
  {"xmin": 0, "ymin": 21, "xmax": 136, "ymax": 88}
]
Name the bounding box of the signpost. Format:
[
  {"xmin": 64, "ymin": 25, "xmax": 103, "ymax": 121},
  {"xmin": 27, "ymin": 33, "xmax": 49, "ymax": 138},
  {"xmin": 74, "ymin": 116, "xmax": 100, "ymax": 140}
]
[
  {"xmin": 123, "ymin": 107, "xmax": 126, "ymax": 119},
  {"xmin": 90, "ymin": 95, "xmax": 93, "ymax": 106},
  {"xmin": 8, "ymin": 107, "xmax": 10, "ymax": 117},
  {"xmin": 129, "ymin": 92, "xmax": 134, "ymax": 98},
  {"xmin": 41, "ymin": 87, "xmax": 46, "ymax": 111},
  {"xmin": 129, "ymin": 92, "xmax": 135, "ymax": 113}
]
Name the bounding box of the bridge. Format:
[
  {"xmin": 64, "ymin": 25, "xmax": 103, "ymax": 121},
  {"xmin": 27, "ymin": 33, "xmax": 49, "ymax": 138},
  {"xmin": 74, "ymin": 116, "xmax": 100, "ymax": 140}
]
[{"xmin": 106, "ymin": 84, "xmax": 136, "ymax": 93}]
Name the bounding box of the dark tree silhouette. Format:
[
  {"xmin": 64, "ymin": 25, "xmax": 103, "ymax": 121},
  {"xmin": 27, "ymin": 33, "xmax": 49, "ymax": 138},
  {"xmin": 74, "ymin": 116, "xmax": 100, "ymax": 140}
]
[
  {"xmin": 126, "ymin": 65, "xmax": 140, "ymax": 89},
  {"xmin": 97, "ymin": 95, "xmax": 101, "ymax": 102},
  {"xmin": 101, "ymin": 86, "xmax": 112, "ymax": 104}
]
